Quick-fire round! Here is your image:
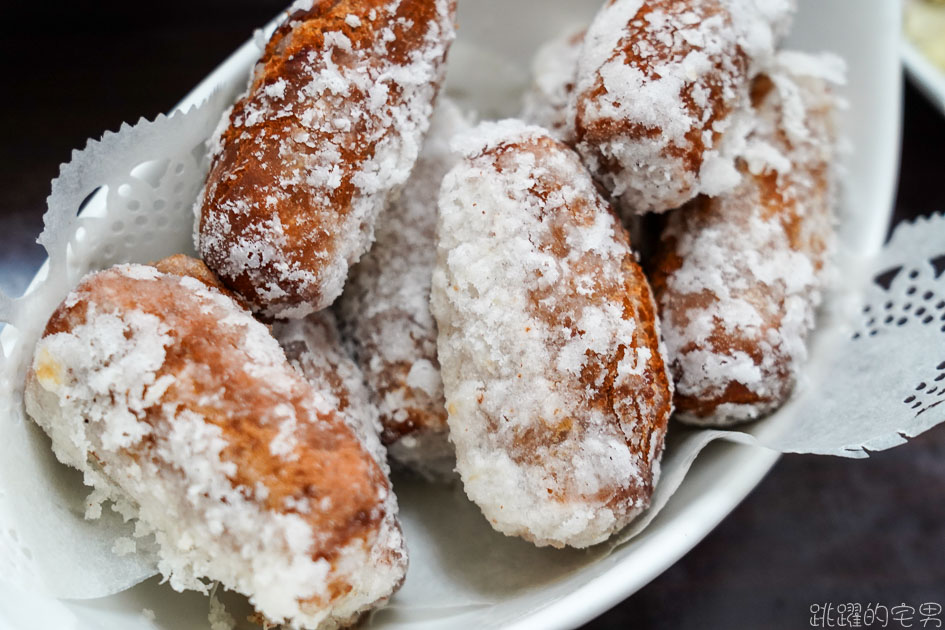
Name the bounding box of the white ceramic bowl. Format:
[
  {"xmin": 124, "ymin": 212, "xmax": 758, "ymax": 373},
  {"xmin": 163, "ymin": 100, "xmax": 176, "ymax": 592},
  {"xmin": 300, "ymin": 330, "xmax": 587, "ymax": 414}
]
[{"xmin": 0, "ymin": 1, "xmax": 901, "ymax": 628}]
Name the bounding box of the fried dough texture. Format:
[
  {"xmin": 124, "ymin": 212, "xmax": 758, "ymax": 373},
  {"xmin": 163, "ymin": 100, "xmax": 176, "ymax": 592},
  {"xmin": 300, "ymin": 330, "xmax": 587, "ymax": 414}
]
[
  {"xmin": 573, "ymin": 0, "xmax": 793, "ymax": 215},
  {"xmin": 649, "ymin": 54, "xmax": 840, "ymax": 425},
  {"xmin": 431, "ymin": 121, "xmax": 673, "ymax": 548},
  {"xmin": 25, "ymin": 257, "xmax": 406, "ymax": 629},
  {"xmin": 197, "ymin": 0, "xmax": 457, "ymax": 318},
  {"xmin": 338, "ymin": 99, "xmax": 469, "ymax": 479}
]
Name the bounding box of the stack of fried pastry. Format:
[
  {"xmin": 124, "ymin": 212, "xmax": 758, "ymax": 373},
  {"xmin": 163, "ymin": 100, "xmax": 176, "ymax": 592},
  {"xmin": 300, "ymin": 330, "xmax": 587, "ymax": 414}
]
[
  {"xmin": 27, "ymin": 0, "xmax": 458, "ymax": 627},
  {"xmin": 436, "ymin": 0, "xmax": 840, "ymax": 544},
  {"xmin": 24, "ymin": 0, "xmax": 846, "ymax": 624},
  {"xmin": 522, "ymin": 0, "xmax": 841, "ymax": 429}
]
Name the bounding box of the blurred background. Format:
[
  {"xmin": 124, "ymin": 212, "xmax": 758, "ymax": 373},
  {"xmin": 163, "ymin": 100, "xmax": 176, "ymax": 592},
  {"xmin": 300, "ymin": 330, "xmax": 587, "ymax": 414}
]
[{"xmin": 1, "ymin": 2, "xmax": 944, "ymax": 629}]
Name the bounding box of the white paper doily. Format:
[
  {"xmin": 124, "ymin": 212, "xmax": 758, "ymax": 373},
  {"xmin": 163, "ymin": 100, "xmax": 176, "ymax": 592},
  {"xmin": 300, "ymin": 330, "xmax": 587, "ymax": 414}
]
[{"xmin": 0, "ymin": 91, "xmax": 233, "ymax": 599}]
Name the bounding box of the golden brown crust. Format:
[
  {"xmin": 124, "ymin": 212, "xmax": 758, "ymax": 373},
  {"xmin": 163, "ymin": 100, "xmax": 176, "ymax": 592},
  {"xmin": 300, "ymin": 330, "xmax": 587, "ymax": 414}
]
[
  {"xmin": 649, "ymin": 194, "xmax": 795, "ymax": 417},
  {"xmin": 649, "ymin": 70, "xmax": 836, "ymax": 425},
  {"xmin": 197, "ymin": 0, "xmax": 456, "ymax": 318},
  {"xmin": 432, "ymin": 122, "xmax": 673, "ymax": 547},
  {"xmin": 150, "ymin": 253, "xmax": 236, "ymax": 297},
  {"xmin": 571, "ymin": 0, "xmax": 796, "ymax": 217},
  {"xmin": 573, "ymin": 0, "xmax": 750, "ymax": 214},
  {"xmin": 374, "ymin": 364, "xmax": 447, "ymax": 445},
  {"xmin": 500, "ymin": 135, "xmax": 673, "ymax": 502},
  {"xmin": 40, "ymin": 262, "xmax": 388, "ymax": 562},
  {"xmin": 578, "ymin": 0, "xmax": 740, "ymax": 165},
  {"xmin": 28, "ymin": 259, "xmax": 411, "ymax": 624}
]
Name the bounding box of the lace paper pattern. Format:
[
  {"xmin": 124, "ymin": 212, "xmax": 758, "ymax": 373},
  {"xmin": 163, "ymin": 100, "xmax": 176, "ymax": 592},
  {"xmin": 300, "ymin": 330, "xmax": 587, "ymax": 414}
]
[{"xmin": 0, "ymin": 90, "xmax": 232, "ymax": 598}]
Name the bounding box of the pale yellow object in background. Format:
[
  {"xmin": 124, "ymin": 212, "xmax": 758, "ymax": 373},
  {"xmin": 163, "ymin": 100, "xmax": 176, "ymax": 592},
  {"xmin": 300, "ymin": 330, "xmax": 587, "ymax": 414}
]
[{"xmin": 905, "ymin": 0, "xmax": 945, "ymax": 71}]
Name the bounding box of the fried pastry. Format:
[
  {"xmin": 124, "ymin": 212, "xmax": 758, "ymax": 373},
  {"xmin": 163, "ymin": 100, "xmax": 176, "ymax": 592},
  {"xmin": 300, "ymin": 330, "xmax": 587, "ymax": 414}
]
[
  {"xmin": 648, "ymin": 53, "xmax": 842, "ymax": 425},
  {"xmin": 24, "ymin": 258, "xmax": 406, "ymax": 629},
  {"xmin": 273, "ymin": 310, "xmax": 386, "ymax": 468},
  {"xmin": 337, "ymin": 99, "xmax": 469, "ymax": 479},
  {"xmin": 431, "ymin": 121, "xmax": 673, "ymax": 548},
  {"xmin": 573, "ymin": 0, "xmax": 794, "ymax": 215},
  {"xmin": 196, "ymin": 0, "xmax": 457, "ymax": 318}
]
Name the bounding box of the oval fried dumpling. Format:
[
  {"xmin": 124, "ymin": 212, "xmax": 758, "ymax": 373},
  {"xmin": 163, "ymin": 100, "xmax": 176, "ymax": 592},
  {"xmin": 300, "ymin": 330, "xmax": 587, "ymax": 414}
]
[
  {"xmin": 573, "ymin": 0, "xmax": 793, "ymax": 215},
  {"xmin": 431, "ymin": 121, "xmax": 673, "ymax": 548},
  {"xmin": 649, "ymin": 53, "xmax": 841, "ymax": 425},
  {"xmin": 338, "ymin": 99, "xmax": 470, "ymax": 480},
  {"xmin": 197, "ymin": 0, "xmax": 457, "ymax": 318},
  {"xmin": 25, "ymin": 257, "xmax": 406, "ymax": 629}
]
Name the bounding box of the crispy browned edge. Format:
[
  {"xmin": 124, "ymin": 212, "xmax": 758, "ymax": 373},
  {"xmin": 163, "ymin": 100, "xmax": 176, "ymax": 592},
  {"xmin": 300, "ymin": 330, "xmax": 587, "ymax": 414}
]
[
  {"xmin": 31, "ymin": 255, "xmax": 399, "ymax": 610},
  {"xmin": 198, "ymin": 0, "xmax": 456, "ymax": 313}
]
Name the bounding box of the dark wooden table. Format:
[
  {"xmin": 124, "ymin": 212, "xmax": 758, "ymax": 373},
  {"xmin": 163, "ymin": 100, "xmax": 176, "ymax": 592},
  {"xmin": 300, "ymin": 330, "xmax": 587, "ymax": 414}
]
[{"xmin": 3, "ymin": 4, "xmax": 944, "ymax": 629}]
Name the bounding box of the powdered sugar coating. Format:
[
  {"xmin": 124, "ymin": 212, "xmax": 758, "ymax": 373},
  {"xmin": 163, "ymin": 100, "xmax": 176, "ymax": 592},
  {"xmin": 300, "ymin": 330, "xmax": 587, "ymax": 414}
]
[
  {"xmin": 197, "ymin": 0, "xmax": 457, "ymax": 318},
  {"xmin": 338, "ymin": 99, "xmax": 469, "ymax": 479},
  {"xmin": 24, "ymin": 261, "xmax": 406, "ymax": 629},
  {"xmin": 273, "ymin": 311, "xmax": 387, "ymax": 471},
  {"xmin": 521, "ymin": 27, "xmax": 585, "ymax": 144},
  {"xmin": 431, "ymin": 121, "xmax": 673, "ymax": 548},
  {"xmin": 650, "ymin": 52, "xmax": 841, "ymax": 426},
  {"xmin": 573, "ymin": 0, "xmax": 794, "ymax": 215}
]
